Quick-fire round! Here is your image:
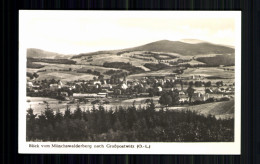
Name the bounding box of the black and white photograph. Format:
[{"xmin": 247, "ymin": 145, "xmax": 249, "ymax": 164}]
[{"xmin": 19, "ymin": 11, "xmax": 241, "ymax": 154}]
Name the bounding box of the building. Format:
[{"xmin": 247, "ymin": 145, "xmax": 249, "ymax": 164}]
[
  {"xmin": 102, "ymin": 84, "xmax": 112, "ymax": 89},
  {"xmin": 121, "ymin": 83, "xmax": 128, "ymax": 90},
  {"xmin": 50, "ymin": 84, "xmax": 60, "ymax": 91},
  {"xmin": 157, "ymin": 86, "xmax": 162, "ymax": 92},
  {"xmin": 27, "ymin": 82, "xmax": 34, "ymax": 87},
  {"xmin": 97, "ymin": 92, "xmax": 108, "ymax": 98},
  {"xmin": 179, "ymin": 95, "xmax": 189, "ymax": 103},
  {"xmin": 73, "ymin": 93, "xmax": 107, "ymax": 98},
  {"xmin": 137, "ymin": 93, "xmax": 150, "ymax": 97},
  {"xmin": 60, "ymin": 92, "xmax": 68, "ymax": 97}
]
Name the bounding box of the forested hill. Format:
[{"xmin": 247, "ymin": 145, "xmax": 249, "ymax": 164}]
[
  {"xmin": 71, "ymin": 39, "xmax": 234, "ymax": 59},
  {"xmin": 27, "ymin": 48, "xmax": 74, "ymax": 59},
  {"xmin": 125, "ymin": 40, "xmax": 234, "ymax": 56}
]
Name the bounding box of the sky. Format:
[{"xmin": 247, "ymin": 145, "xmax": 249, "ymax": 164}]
[{"xmin": 19, "ymin": 11, "xmax": 240, "ymax": 55}]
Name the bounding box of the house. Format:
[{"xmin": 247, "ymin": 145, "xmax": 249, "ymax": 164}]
[
  {"xmin": 60, "ymin": 92, "xmax": 68, "ymax": 97},
  {"xmin": 73, "ymin": 93, "xmax": 106, "ymax": 98},
  {"xmin": 121, "ymin": 83, "xmax": 128, "ymax": 90},
  {"xmin": 27, "ymin": 82, "xmax": 34, "ymax": 87},
  {"xmin": 58, "ymin": 80, "xmax": 63, "ymax": 87},
  {"xmin": 88, "ymin": 84, "xmax": 100, "ymax": 89},
  {"xmin": 102, "ymin": 84, "xmax": 112, "ymax": 89},
  {"xmin": 179, "ymin": 91, "xmax": 185, "ymax": 95},
  {"xmin": 193, "ymin": 93, "xmax": 210, "ymax": 101},
  {"xmin": 157, "ymin": 86, "xmax": 162, "ymax": 92},
  {"xmin": 93, "ymin": 81, "xmax": 102, "ymax": 85},
  {"xmin": 97, "ymin": 92, "xmax": 108, "ymax": 98},
  {"xmin": 137, "ymin": 93, "xmax": 150, "ymax": 97},
  {"xmin": 32, "ymin": 85, "xmax": 40, "ymax": 90},
  {"xmin": 192, "ymin": 75, "xmax": 203, "ymax": 80},
  {"xmin": 50, "ymin": 84, "xmax": 60, "ymax": 91},
  {"xmin": 179, "ymin": 95, "xmax": 189, "ymax": 103},
  {"xmin": 205, "ymin": 88, "xmax": 214, "ymax": 93}
]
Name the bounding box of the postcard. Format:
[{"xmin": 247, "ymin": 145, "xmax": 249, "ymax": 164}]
[{"xmin": 19, "ymin": 10, "xmax": 241, "ymax": 154}]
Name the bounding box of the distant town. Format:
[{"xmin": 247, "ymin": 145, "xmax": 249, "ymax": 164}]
[{"xmin": 27, "ymin": 72, "xmax": 234, "ymax": 108}]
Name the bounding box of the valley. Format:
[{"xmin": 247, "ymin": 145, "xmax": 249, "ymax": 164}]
[{"xmin": 26, "ymin": 39, "xmax": 235, "ymax": 119}]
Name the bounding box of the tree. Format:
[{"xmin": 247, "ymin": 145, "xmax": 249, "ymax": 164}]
[
  {"xmin": 44, "ymin": 102, "xmax": 55, "ymax": 122},
  {"xmin": 32, "ymin": 72, "xmax": 39, "ymax": 79},
  {"xmin": 195, "ymin": 81, "xmax": 202, "ymax": 87},
  {"xmin": 216, "ymin": 81, "xmax": 223, "ymax": 87},
  {"xmin": 26, "ymin": 105, "xmax": 37, "ymax": 140},
  {"xmin": 180, "ymin": 80, "xmax": 184, "ymax": 90},
  {"xmin": 189, "ymin": 81, "xmax": 194, "ymax": 87},
  {"xmin": 186, "ymin": 86, "xmax": 195, "ymax": 103},
  {"xmin": 73, "ymin": 103, "xmax": 82, "ymax": 120},
  {"xmin": 159, "ymin": 93, "xmax": 172, "ymax": 106},
  {"xmin": 205, "ymin": 81, "xmax": 211, "ymax": 88},
  {"xmin": 170, "ymin": 90, "xmax": 180, "ymax": 105},
  {"xmin": 26, "ymin": 105, "xmax": 37, "ymax": 121},
  {"xmin": 64, "ymin": 105, "xmax": 72, "ymax": 119},
  {"xmin": 55, "ymin": 109, "xmax": 63, "ymax": 121}
]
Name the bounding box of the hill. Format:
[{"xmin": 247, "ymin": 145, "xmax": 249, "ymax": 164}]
[
  {"xmin": 27, "ymin": 48, "xmax": 73, "ymax": 59},
  {"xmin": 125, "ymin": 40, "xmax": 234, "ymax": 56},
  {"xmin": 71, "ymin": 39, "xmax": 235, "ymax": 59}
]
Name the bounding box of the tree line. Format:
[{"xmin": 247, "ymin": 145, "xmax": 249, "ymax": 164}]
[
  {"xmin": 27, "ymin": 102, "xmax": 234, "ymax": 142},
  {"xmin": 103, "ymin": 62, "xmax": 144, "ymax": 74}
]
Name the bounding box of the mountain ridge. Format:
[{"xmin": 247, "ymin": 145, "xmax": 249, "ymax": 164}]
[
  {"xmin": 27, "ymin": 39, "xmax": 235, "ymax": 59},
  {"xmin": 123, "ymin": 40, "xmax": 234, "ymax": 56}
]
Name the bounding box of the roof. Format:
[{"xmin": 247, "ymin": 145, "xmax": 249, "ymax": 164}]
[{"xmin": 179, "ymin": 95, "xmax": 188, "ymax": 98}]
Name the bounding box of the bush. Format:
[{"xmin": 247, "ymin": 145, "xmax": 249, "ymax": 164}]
[
  {"xmin": 205, "ymin": 98, "xmax": 215, "ymax": 103},
  {"xmin": 220, "ymin": 97, "xmax": 230, "ymax": 101},
  {"xmin": 192, "ymin": 100, "xmax": 203, "ymax": 105}
]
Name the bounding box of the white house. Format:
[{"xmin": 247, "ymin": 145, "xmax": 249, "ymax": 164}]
[
  {"xmin": 157, "ymin": 86, "xmax": 162, "ymax": 92},
  {"xmin": 179, "ymin": 95, "xmax": 189, "ymax": 103},
  {"xmin": 27, "ymin": 82, "xmax": 34, "ymax": 87},
  {"xmin": 121, "ymin": 83, "xmax": 128, "ymax": 90},
  {"xmin": 50, "ymin": 84, "xmax": 60, "ymax": 91}
]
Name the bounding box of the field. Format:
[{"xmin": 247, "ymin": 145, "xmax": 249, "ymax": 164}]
[
  {"xmin": 179, "ymin": 60, "xmax": 206, "ymax": 66},
  {"xmin": 27, "ymin": 96, "xmax": 234, "ymax": 120},
  {"xmin": 127, "ymin": 68, "xmax": 177, "ymax": 79},
  {"xmin": 167, "ymin": 100, "xmax": 235, "ymax": 119},
  {"xmin": 26, "ymin": 96, "xmax": 150, "ymax": 116},
  {"xmin": 77, "ymin": 53, "xmax": 150, "ymax": 69},
  {"xmin": 36, "ymin": 71, "xmax": 97, "ymax": 82},
  {"xmin": 182, "ymin": 67, "xmax": 234, "ymax": 79}
]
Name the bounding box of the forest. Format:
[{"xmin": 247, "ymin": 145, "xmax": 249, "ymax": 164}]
[
  {"xmin": 143, "ymin": 63, "xmax": 171, "ymax": 71},
  {"xmin": 27, "ymin": 58, "xmax": 77, "ymax": 64},
  {"xmin": 27, "ymin": 101, "xmax": 234, "ymax": 142},
  {"xmin": 103, "ymin": 62, "xmax": 144, "ymax": 74},
  {"xmin": 196, "ymin": 54, "xmax": 235, "ymax": 66}
]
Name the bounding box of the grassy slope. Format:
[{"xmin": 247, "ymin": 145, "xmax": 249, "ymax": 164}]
[
  {"xmin": 166, "ymin": 100, "xmax": 234, "ymax": 119},
  {"xmin": 182, "ymin": 67, "xmax": 234, "ymax": 79},
  {"xmin": 187, "ymin": 100, "xmax": 234, "ymax": 119}
]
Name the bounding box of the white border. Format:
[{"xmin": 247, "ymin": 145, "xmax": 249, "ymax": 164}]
[{"xmin": 19, "ymin": 11, "xmax": 241, "ymax": 154}]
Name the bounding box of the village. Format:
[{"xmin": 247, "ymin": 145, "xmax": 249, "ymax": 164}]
[{"xmin": 26, "ymin": 72, "xmax": 235, "ymax": 108}]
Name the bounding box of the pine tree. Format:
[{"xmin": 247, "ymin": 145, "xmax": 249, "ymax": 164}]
[
  {"xmin": 73, "ymin": 102, "xmax": 82, "ymax": 120},
  {"xmin": 44, "ymin": 102, "xmax": 55, "ymax": 121},
  {"xmin": 55, "ymin": 108, "xmax": 63, "ymax": 121},
  {"xmin": 64, "ymin": 105, "xmax": 71, "ymax": 119},
  {"xmin": 26, "ymin": 105, "xmax": 37, "ymax": 121}
]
